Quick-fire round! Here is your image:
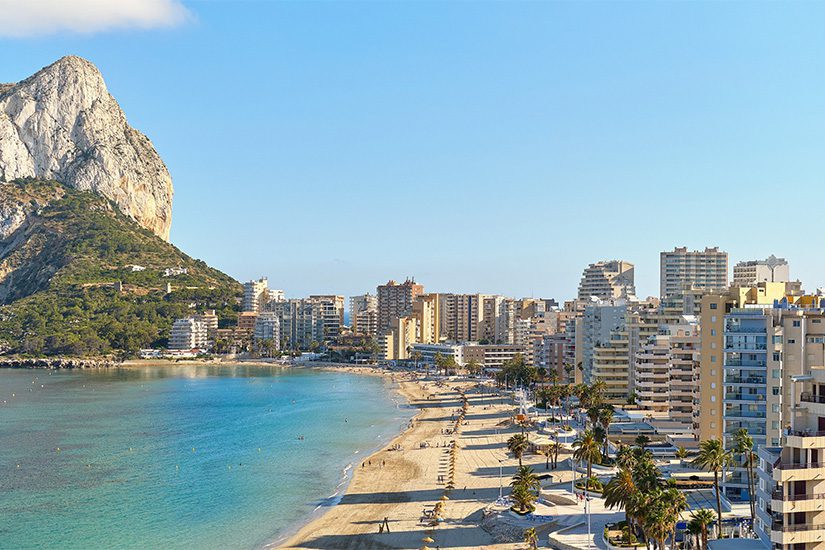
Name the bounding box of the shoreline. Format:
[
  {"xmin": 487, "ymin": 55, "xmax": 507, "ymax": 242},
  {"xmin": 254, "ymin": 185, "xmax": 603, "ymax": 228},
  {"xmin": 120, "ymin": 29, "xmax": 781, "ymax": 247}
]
[{"xmin": 264, "ymin": 369, "xmax": 422, "ymax": 549}]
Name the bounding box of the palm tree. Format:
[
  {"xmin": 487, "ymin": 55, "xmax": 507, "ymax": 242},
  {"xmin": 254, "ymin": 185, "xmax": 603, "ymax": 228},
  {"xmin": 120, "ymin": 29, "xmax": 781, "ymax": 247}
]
[
  {"xmin": 603, "ymin": 468, "xmax": 636, "ymax": 528},
  {"xmin": 675, "ymin": 446, "xmax": 689, "ymax": 464},
  {"xmin": 573, "ymin": 430, "xmax": 602, "ymax": 489},
  {"xmin": 591, "ymin": 379, "xmax": 607, "ymax": 406},
  {"xmin": 635, "ymin": 434, "xmax": 651, "ymax": 449},
  {"xmin": 410, "ymin": 350, "xmax": 423, "ymax": 371},
  {"xmin": 598, "ymin": 405, "xmax": 615, "ymax": 457},
  {"xmin": 686, "ymin": 518, "xmax": 702, "ymax": 550},
  {"xmin": 692, "ymin": 439, "xmax": 732, "ymax": 538},
  {"xmin": 662, "ymin": 488, "xmax": 688, "ymax": 548},
  {"xmin": 546, "ymin": 440, "xmax": 561, "ymax": 470},
  {"xmin": 524, "ymin": 527, "xmax": 538, "ymax": 550},
  {"xmin": 734, "ymin": 428, "xmax": 756, "ymax": 523},
  {"xmin": 511, "ymin": 465, "xmax": 541, "ymax": 493},
  {"xmin": 507, "ymin": 433, "xmax": 529, "ymax": 466},
  {"xmin": 690, "ymin": 508, "xmax": 716, "ymax": 549},
  {"xmin": 511, "ymin": 482, "xmax": 536, "ymax": 513}
]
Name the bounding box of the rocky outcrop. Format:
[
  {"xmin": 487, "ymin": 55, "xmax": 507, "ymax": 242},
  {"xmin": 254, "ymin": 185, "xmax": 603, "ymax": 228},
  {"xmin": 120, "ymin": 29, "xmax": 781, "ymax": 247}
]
[
  {"xmin": 0, "ymin": 56, "xmax": 173, "ymax": 239},
  {"xmin": 0, "ymin": 357, "xmax": 117, "ymax": 369}
]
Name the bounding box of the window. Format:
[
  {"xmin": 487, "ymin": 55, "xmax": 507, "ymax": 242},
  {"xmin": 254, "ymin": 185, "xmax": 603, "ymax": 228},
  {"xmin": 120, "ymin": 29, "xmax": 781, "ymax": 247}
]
[
  {"xmin": 773, "ymin": 352, "xmax": 781, "ymax": 361},
  {"xmin": 711, "ymin": 329, "xmax": 717, "ymax": 336},
  {"xmin": 771, "ymin": 438, "xmax": 780, "ymax": 446},
  {"xmin": 711, "ymin": 342, "xmax": 717, "ymax": 349},
  {"xmin": 772, "ymin": 387, "xmax": 780, "ymax": 395},
  {"xmin": 711, "ymin": 408, "xmax": 716, "ymax": 414},
  {"xmin": 772, "ymin": 421, "xmax": 780, "ymax": 429},
  {"xmin": 711, "ymin": 383, "xmax": 716, "ymax": 389},
  {"xmin": 712, "ymin": 315, "xmax": 717, "ymax": 323},
  {"xmin": 788, "ymin": 339, "xmax": 795, "ymax": 344},
  {"xmin": 711, "ymin": 396, "xmax": 716, "ymax": 402},
  {"xmin": 710, "ymin": 303, "xmax": 718, "ymax": 310},
  {"xmin": 772, "ymin": 369, "xmax": 780, "ymax": 379},
  {"xmin": 793, "ymin": 320, "xmax": 801, "ymax": 327},
  {"xmin": 772, "ymin": 404, "xmax": 780, "ymax": 413},
  {"xmin": 711, "ymin": 369, "xmax": 717, "ymax": 376},
  {"xmin": 711, "ymin": 355, "xmax": 717, "ymax": 363},
  {"xmin": 711, "ymin": 422, "xmax": 716, "ymax": 428}
]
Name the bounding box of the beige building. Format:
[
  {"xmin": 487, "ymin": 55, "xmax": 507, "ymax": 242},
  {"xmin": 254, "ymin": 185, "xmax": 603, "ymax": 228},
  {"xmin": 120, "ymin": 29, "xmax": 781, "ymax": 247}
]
[
  {"xmin": 660, "ymin": 247, "xmax": 728, "ymax": 298},
  {"xmin": 377, "ymin": 279, "xmax": 424, "ymax": 334},
  {"xmin": 577, "ymin": 260, "xmax": 635, "ymax": 301},
  {"xmin": 242, "ymin": 277, "xmax": 269, "ymax": 312},
  {"xmin": 696, "ymin": 282, "xmax": 789, "ymax": 443},
  {"xmin": 756, "ymin": 365, "xmax": 825, "ymax": 549},
  {"xmin": 439, "ymin": 293, "xmax": 485, "ymax": 342}
]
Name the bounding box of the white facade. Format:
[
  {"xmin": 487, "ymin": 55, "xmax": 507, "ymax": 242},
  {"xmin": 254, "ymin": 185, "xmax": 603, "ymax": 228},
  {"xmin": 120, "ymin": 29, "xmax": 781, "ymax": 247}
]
[
  {"xmin": 733, "ymin": 255, "xmax": 790, "ymax": 286},
  {"xmin": 169, "ymin": 318, "xmax": 209, "ymax": 350}
]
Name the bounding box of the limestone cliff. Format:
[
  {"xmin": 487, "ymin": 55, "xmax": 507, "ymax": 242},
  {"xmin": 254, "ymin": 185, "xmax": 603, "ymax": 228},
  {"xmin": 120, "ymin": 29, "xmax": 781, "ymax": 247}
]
[{"xmin": 0, "ymin": 56, "xmax": 173, "ymax": 239}]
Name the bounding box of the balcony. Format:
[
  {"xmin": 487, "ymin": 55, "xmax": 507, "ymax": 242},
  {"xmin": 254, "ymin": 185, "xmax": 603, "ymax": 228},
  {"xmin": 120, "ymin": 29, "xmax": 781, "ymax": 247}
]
[
  {"xmin": 801, "ymin": 393, "xmax": 825, "ymax": 404},
  {"xmin": 724, "ymin": 408, "xmax": 766, "ymax": 419},
  {"xmin": 725, "ymin": 360, "xmax": 767, "ymax": 368},
  {"xmin": 773, "ymin": 460, "xmax": 825, "ymax": 483},
  {"xmin": 770, "ymin": 522, "xmax": 825, "ymax": 545},
  {"xmin": 725, "ymin": 375, "xmax": 767, "ymax": 385},
  {"xmin": 725, "ymin": 392, "xmax": 766, "ymax": 402}
]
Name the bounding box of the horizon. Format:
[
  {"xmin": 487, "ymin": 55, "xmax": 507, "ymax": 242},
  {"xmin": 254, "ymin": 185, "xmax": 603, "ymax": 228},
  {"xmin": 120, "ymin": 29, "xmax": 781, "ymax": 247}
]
[{"xmin": 3, "ymin": 1, "xmax": 825, "ymax": 299}]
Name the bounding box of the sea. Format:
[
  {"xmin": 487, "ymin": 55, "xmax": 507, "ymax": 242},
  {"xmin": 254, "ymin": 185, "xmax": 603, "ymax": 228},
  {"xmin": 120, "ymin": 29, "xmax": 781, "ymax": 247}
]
[{"xmin": 0, "ymin": 365, "xmax": 413, "ymax": 549}]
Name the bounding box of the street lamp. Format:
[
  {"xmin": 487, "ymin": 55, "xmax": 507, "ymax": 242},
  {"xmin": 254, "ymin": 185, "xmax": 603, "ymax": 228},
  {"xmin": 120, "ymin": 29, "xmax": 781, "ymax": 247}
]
[
  {"xmin": 585, "ymin": 495, "xmax": 592, "ymax": 550},
  {"xmin": 498, "ymin": 459, "xmax": 503, "ymax": 500}
]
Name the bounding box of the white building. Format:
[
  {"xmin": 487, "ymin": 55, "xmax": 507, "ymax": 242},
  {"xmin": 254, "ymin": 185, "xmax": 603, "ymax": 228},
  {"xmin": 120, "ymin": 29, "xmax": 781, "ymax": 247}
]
[
  {"xmin": 169, "ymin": 318, "xmax": 209, "ymax": 351},
  {"xmin": 243, "ymin": 277, "xmax": 269, "ymax": 312},
  {"xmin": 410, "ymin": 343, "xmax": 464, "ymax": 366},
  {"xmin": 659, "ymin": 246, "xmax": 728, "ymax": 298},
  {"xmin": 578, "ymin": 260, "xmax": 636, "ymax": 301},
  {"xmin": 733, "ymin": 255, "xmax": 790, "ymax": 286}
]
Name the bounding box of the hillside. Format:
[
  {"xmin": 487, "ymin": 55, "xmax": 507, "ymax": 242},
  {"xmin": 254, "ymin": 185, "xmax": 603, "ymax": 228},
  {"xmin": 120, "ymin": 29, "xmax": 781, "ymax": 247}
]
[{"xmin": 0, "ymin": 179, "xmax": 241, "ymax": 357}]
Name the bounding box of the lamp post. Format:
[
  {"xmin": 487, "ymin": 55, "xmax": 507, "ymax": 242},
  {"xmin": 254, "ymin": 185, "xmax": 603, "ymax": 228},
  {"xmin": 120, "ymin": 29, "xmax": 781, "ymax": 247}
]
[
  {"xmin": 585, "ymin": 495, "xmax": 592, "ymax": 550},
  {"xmin": 498, "ymin": 459, "xmax": 503, "ymax": 500}
]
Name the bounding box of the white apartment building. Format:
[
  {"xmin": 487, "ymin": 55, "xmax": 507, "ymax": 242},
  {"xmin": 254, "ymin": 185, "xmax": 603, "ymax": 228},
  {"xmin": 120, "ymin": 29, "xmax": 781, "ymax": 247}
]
[
  {"xmin": 253, "ymin": 312, "xmax": 280, "ymax": 346},
  {"xmin": 243, "ymin": 277, "xmax": 269, "ymax": 312},
  {"xmin": 577, "ymin": 260, "xmax": 636, "ymax": 301},
  {"xmin": 350, "ymin": 293, "xmax": 378, "ymax": 337},
  {"xmin": 660, "ymin": 247, "xmax": 728, "ymax": 298},
  {"xmin": 733, "ymin": 255, "xmax": 790, "ymax": 286},
  {"xmin": 169, "ymin": 317, "xmax": 209, "ymax": 350}
]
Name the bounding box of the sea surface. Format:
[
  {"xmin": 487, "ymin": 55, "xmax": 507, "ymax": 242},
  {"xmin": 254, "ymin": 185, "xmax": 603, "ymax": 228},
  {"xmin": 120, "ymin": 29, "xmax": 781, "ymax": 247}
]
[{"xmin": 0, "ymin": 365, "xmax": 412, "ymax": 549}]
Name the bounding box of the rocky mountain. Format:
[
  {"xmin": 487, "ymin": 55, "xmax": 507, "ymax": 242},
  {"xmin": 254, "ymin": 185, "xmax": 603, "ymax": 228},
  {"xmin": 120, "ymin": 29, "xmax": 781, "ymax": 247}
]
[
  {"xmin": 0, "ymin": 56, "xmax": 173, "ymax": 240},
  {"xmin": 0, "ymin": 179, "xmax": 240, "ymax": 357}
]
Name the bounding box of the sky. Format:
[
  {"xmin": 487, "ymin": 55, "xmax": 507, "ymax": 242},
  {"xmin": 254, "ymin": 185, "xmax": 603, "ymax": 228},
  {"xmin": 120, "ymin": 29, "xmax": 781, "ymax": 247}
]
[{"xmin": 2, "ymin": 1, "xmax": 825, "ymax": 300}]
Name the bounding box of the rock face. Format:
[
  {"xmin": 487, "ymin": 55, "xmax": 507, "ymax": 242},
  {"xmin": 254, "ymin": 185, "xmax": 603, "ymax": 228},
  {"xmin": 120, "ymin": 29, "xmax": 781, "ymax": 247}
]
[{"xmin": 0, "ymin": 56, "xmax": 173, "ymax": 240}]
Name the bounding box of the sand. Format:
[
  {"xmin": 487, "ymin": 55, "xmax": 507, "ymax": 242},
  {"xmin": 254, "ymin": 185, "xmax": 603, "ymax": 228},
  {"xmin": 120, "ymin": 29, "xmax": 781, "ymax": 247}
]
[{"xmin": 280, "ymin": 371, "xmax": 568, "ymax": 550}]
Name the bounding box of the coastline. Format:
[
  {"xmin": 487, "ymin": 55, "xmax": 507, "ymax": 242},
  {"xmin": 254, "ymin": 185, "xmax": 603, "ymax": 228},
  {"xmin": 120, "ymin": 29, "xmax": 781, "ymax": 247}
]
[{"xmin": 264, "ymin": 368, "xmax": 422, "ymax": 549}]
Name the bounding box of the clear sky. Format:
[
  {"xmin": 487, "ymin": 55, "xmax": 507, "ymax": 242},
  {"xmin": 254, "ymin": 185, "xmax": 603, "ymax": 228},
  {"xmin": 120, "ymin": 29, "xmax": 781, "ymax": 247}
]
[{"xmin": 2, "ymin": 1, "xmax": 825, "ymax": 300}]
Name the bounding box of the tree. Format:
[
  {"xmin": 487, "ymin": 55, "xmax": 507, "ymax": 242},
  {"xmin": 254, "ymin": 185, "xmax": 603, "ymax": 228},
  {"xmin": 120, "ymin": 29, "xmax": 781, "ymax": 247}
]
[
  {"xmin": 675, "ymin": 446, "xmax": 689, "ymax": 464},
  {"xmin": 635, "ymin": 434, "xmax": 651, "ymax": 449},
  {"xmin": 510, "ymin": 482, "xmax": 537, "ymax": 513},
  {"xmin": 511, "ymin": 465, "xmax": 541, "ymax": 493},
  {"xmin": 603, "ymin": 468, "xmax": 636, "ymax": 527},
  {"xmin": 686, "ymin": 518, "xmax": 703, "ymax": 550},
  {"xmin": 598, "ymin": 405, "xmax": 615, "ymax": 458},
  {"xmin": 690, "ymin": 508, "xmax": 716, "ymax": 549},
  {"xmin": 465, "ymin": 358, "xmax": 481, "ymax": 377},
  {"xmin": 507, "ymin": 433, "xmax": 529, "ymax": 467},
  {"xmin": 734, "ymin": 428, "xmax": 756, "ymax": 524},
  {"xmin": 500, "ymin": 353, "xmax": 537, "ymax": 388},
  {"xmin": 524, "ymin": 527, "xmax": 538, "ymax": 550},
  {"xmin": 572, "ymin": 430, "xmax": 602, "ymax": 489},
  {"xmin": 410, "ymin": 350, "xmax": 423, "ymax": 371},
  {"xmin": 692, "ymin": 439, "xmax": 732, "ymax": 538}
]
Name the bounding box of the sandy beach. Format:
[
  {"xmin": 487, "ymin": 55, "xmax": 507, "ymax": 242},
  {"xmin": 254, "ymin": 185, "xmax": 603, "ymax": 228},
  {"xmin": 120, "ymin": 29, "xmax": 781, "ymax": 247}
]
[{"xmin": 281, "ymin": 370, "xmax": 570, "ymax": 550}]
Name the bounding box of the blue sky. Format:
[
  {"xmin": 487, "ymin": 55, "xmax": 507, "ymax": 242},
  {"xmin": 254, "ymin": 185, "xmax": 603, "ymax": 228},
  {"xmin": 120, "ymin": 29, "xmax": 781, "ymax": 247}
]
[{"xmin": 2, "ymin": 1, "xmax": 825, "ymax": 300}]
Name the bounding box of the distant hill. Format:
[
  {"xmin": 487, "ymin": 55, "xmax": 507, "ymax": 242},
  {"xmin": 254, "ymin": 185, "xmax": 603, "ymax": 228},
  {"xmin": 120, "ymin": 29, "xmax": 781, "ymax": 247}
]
[{"xmin": 0, "ymin": 179, "xmax": 241, "ymax": 357}]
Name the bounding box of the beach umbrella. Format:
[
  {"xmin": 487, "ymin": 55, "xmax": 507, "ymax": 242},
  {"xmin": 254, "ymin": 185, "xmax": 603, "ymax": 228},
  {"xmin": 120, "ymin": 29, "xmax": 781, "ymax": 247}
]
[
  {"xmin": 441, "ymin": 495, "xmax": 449, "ymax": 500},
  {"xmin": 422, "ymin": 536, "xmax": 434, "ymax": 543}
]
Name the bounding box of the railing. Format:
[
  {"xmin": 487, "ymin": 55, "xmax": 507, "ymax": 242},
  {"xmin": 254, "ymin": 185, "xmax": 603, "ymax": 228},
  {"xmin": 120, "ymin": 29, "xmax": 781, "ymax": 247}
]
[
  {"xmin": 725, "ymin": 376, "xmax": 767, "ymax": 385},
  {"xmin": 800, "ymin": 392, "xmax": 825, "ymax": 404},
  {"xmin": 724, "ymin": 393, "xmax": 766, "ymax": 402},
  {"xmin": 772, "ymin": 523, "xmax": 825, "ymax": 533},
  {"xmin": 725, "ymin": 410, "xmax": 766, "ymax": 418},
  {"xmin": 772, "ymin": 490, "xmax": 825, "ymax": 502},
  {"xmin": 725, "ymin": 360, "xmax": 767, "ymax": 368},
  {"xmin": 776, "ymin": 461, "xmax": 825, "ymax": 470},
  {"xmin": 787, "ymin": 430, "xmax": 825, "ymax": 438}
]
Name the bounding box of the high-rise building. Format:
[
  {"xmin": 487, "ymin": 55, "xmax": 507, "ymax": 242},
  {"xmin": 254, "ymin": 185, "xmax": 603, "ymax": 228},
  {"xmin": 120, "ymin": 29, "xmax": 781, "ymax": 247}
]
[
  {"xmin": 659, "ymin": 247, "xmax": 728, "ymax": 298},
  {"xmin": 308, "ymin": 295, "xmax": 345, "ymax": 341},
  {"xmin": 169, "ymin": 317, "xmax": 209, "ymax": 350},
  {"xmin": 440, "ymin": 293, "xmax": 485, "ymax": 342},
  {"xmin": 377, "ymin": 279, "xmax": 424, "ymax": 334},
  {"xmin": 581, "ymin": 300, "xmax": 627, "ymax": 385},
  {"xmin": 721, "ymin": 298, "xmax": 825, "ymax": 502},
  {"xmin": 733, "ymin": 255, "xmax": 790, "ymax": 286},
  {"xmin": 243, "ymin": 277, "xmax": 269, "ymax": 312},
  {"xmin": 253, "ymin": 312, "xmax": 280, "ymax": 347},
  {"xmin": 755, "ymin": 365, "xmax": 825, "ymax": 548},
  {"xmin": 696, "ymin": 282, "xmax": 791, "ymax": 443},
  {"xmin": 193, "ymin": 309, "xmax": 219, "ymax": 340},
  {"xmin": 350, "ymin": 294, "xmax": 378, "ymax": 337},
  {"xmin": 577, "ymin": 260, "xmax": 636, "ymax": 301}
]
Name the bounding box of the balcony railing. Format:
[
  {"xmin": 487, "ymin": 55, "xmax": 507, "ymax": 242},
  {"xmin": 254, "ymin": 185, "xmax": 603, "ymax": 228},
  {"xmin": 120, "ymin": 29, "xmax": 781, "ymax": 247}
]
[
  {"xmin": 725, "ymin": 360, "xmax": 767, "ymax": 368},
  {"xmin": 771, "ymin": 523, "xmax": 825, "ymax": 533},
  {"xmin": 725, "ymin": 393, "xmax": 766, "ymax": 402},
  {"xmin": 800, "ymin": 393, "xmax": 825, "ymax": 404},
  {"xmin": 725, "ymin": 409, "xmax": 766, "ymax": 418},
  {"xmin": 772, "ymin": 490, "xmax": 825, "ymax": 501},
  {"xmin": 786, "ymin": 430, "xmax": 825, "ymax": 438},
  {"xmin": 725, "ymin": 375, "xmax": 767, "ymax": 385},
  {"xmin": 776, "ymin": 461, "xmax": 825, "ymax": 470}
]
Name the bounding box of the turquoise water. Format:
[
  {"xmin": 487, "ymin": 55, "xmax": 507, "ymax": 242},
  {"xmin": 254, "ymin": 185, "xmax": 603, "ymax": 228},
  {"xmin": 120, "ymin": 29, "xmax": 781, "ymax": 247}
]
[{"xmin": 0, "ymin": 366, "xmax": 412, "ymax": 549}]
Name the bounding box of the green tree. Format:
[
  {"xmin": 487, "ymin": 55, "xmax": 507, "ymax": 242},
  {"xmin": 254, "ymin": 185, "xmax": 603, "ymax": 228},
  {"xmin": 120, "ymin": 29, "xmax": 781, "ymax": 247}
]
[
  {"xmin": 511, "ymin": 465, "xmax": 541, "ymax": 493},
  {"xmin": 734, "ymin": 428, "xmax": 756, "ymax": 523},
  {"xmin": 572, "ymin": 430, "xmax": 602, "ymax": 489},
  {"xmin": 692, "ymin": 439, "xmax": 732, "ymax": 538},
  {"xmin": 690, "ymin": 508, "xmax": 716, "ymax": 549},
  {"xmin": 507, "ymin": 433, "xmax": 529, "ymax": 467},
  {"xmin": 635, "ymin": 434, "xmax": 651, "ymax": 449}
]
